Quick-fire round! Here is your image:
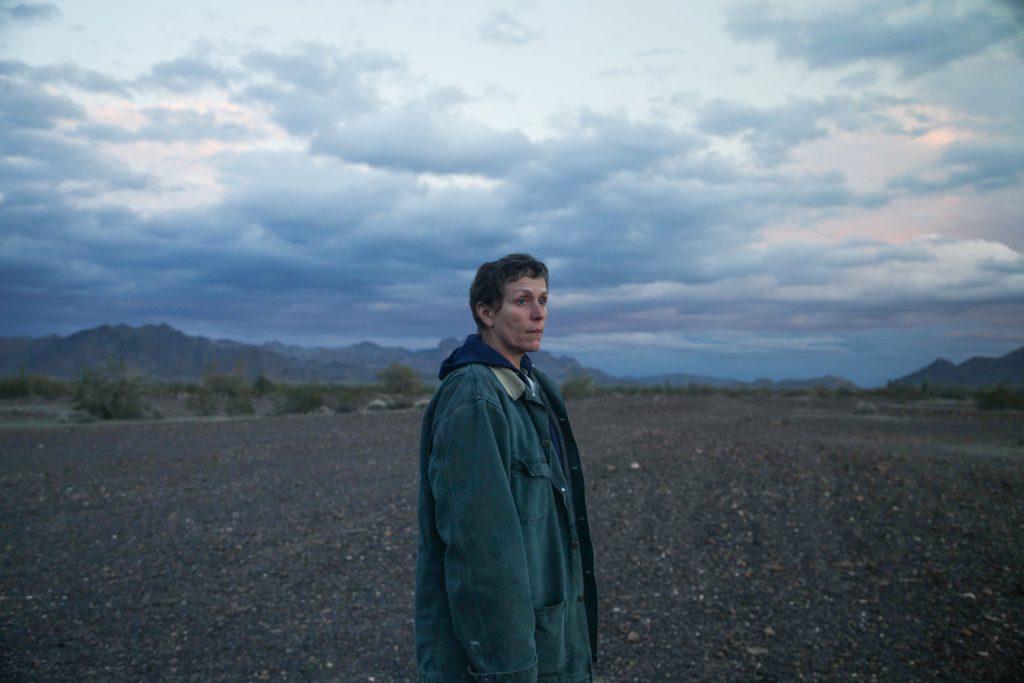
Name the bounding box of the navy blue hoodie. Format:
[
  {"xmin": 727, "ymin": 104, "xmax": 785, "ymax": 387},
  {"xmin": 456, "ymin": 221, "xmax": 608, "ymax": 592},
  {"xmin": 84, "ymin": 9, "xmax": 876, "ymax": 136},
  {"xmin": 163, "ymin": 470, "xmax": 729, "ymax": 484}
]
[
  {"xmin": 438, "ymin": 334, "xmax": 568, "ymax": 481},
  {"xmin": 439, "ymin": 333, "xmax": 535, "ymax": 380}
]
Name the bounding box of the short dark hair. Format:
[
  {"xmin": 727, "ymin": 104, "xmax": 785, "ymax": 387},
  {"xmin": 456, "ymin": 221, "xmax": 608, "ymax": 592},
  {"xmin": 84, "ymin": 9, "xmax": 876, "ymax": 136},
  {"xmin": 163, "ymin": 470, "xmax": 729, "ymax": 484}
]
[{"xmin": 469, "ymin": 253, "xmax": 549, "ymax": 330}]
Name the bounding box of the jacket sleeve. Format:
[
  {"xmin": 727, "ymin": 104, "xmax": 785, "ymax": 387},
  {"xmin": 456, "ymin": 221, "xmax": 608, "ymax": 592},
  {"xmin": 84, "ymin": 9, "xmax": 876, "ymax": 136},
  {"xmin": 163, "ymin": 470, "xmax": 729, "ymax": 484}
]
[{"xmin": 428, "ymin": 397, "xmax": 538, "ymax": 682}]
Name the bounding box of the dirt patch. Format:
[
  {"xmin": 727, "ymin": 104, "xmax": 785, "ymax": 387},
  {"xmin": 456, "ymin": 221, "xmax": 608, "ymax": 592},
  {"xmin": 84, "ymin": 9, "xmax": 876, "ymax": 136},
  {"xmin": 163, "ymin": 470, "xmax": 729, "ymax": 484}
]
[{"xmin": 2, "ymin": 396, "xmax": 1022, "ymax": 681}]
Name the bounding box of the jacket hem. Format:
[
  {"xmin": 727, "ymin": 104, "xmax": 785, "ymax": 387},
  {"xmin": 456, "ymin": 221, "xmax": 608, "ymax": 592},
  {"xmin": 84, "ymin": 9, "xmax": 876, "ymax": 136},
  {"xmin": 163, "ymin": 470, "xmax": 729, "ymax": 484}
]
[
  {"xmin": 538, "ymin": 671, "xmax": 592, "ymax": 683},
  {"xmin": 467, "ymin": 659, "xmax": 538, "ymax": 682}
]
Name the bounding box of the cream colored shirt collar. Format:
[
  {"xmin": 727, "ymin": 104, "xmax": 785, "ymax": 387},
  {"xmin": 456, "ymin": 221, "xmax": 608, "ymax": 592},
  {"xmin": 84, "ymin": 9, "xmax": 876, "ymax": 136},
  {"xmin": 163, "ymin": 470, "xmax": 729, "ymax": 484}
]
[{"xmin": 489, "ymin": 365, "xmax": 531, "ymax": 400}]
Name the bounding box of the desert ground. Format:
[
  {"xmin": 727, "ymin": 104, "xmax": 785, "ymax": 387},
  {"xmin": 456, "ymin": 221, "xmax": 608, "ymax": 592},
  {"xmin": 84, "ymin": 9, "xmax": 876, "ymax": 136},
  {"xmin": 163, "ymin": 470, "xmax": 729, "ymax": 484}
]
[{"xmin": 2, "ymin": 394, "xmax": 1022, "ymax": 681}]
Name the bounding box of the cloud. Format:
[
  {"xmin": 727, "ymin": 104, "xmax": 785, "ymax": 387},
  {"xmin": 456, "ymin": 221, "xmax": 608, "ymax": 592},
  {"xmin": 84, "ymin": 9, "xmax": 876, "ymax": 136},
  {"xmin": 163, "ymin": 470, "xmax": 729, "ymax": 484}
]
[
  {"xmin": 0, "ymin": 59, "xmax": 130, "ymax": 96},
  {"xmin": 889, "ymin": 142, "xmax": 1024, "ymax": 193},
  {"xmin": 503, "ymin": 112, "xmax": 703, "ymax": 214},
  {"xmin": 1, "ymin": 1, "xmax": 60, "ymax": 24},
  {"xmin": 637, "ymin": 47, "xmax": 685, "ymax": 58},
  {"xmin": 544, "ymin": 236, "xmax": 1024, "ymax": 340},
  {"xmin": 768, "ymin": 237, "xmax": 1024, "ymax": 310},
  {"xmin": 698, "ymin": 96, "xmax": 836, "ymax": 166},
  {"xmin": 915, "ymin": 51, "xmax": 1024, "ymax": 135},
  {"xmin": 837, "ymin": 68, "xmax": 879, "ymax": 89},
  {"xmin": 237, "ymin": 44, "xmax": 400, "ymax": 135},
  {"xmin": 1, "ymin": 36, "xmax": 1020, "ymax": 384},
  {"xmin": 1, "ymin": 112, "xmax": 1018, "ymax": 384},
  {"xmin": 478, "ymin": 10, "xmax": 541, "ymax": 45},
  {"xmin": 726, "ymin": 0, "xmax": 1018, "ymax": 78},
  {"xmin": 0, "ymin": 76, "xmax": 84, "ymax": 129},
  {"xmin": 75, "ymin": 106, "xmax": 256, "ymax": 143},
  {"xmin": 135, "ymin": 51, "xmax": 239, "ymax": 93},
  {"xmin": 139, "ymin": 107, "xmax": 254, "ymax": 141},
  {"xmin": 0, "ymin": 132, "xmax": 155, "ymax": 196},
  {"xmin": 241, "ymin": 43, "xmax": 399, "ymax": 91},
  {"xmin": 0, "ymin": 76, "xmax": 154, "ymax": 202},
  {"xmin": 696, "ymin": 93, "xmax": 924, "ymax": 166},
  {"xmin": 311, "ymin": 108, "xmax": 532, "ymax": 175},
  {"xmin": 0, "ymin": 148, "xmax": 499, "ymax": 342}
]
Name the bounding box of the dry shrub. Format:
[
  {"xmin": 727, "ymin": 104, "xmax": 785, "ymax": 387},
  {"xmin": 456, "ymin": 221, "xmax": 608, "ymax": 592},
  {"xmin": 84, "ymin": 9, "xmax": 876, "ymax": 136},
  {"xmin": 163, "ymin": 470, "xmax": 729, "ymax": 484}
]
[
  {"xmin": 275, "ymin": 384, "xmax": 325, "ymax": 414},
  {"xmin": 74, "ymin": 359, "xmax": 146, "ymax": 419},
  {"xmin": 975, "ymin": 385, "xmax": 1024, "ymax": 410},
  {"xmin": 377, "ymin": 363, "xmax": 424, "ymax": 396},
  {"xmin": 561, "ymin": 371, "xmax": 597, "ymax": 400},
  {"xmin": 0, "ymin": 373, "xmax": 70, "ymax": 399}
]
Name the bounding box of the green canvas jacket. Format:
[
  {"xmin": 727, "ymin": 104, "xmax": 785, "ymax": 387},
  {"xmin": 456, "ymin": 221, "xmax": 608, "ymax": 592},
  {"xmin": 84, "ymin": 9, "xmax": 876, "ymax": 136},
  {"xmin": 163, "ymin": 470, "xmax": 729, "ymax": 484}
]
[{"xmin": 415, "ymin": 360, "xmax": 598, "ymax": 682}]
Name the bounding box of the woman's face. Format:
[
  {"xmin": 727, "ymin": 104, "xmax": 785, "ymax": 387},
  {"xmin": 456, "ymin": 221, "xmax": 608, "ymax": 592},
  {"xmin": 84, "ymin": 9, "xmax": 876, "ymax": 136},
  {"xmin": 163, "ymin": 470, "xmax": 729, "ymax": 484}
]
[{"xmin": 478, "ymin": 276, "xmax": 548, "ymax": 366}]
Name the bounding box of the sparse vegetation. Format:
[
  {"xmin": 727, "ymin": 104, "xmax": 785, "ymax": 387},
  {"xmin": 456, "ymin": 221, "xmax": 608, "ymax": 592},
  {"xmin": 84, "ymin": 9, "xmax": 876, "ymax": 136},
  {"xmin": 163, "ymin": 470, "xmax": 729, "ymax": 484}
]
[
  {"xmin": 0, "ymin": 371, "xmax": 70, "ymax": 399},
  {"xmin": 327, "ymin": 384, "xmax": 379, "ymax": 413},
  {"xmin": 0, "ymin": 373, "xmax": 32, "ymax": 399},
  {"xmin": 202, "ymin": 369, "xmax": 251, "ymax": 400},
  {"xmin": 275, "ymin": 383, "xmax": 326, "ymax": 414},
  {"xmin": 225, "ymin": 393, "xmax": 256, "ymax": 416},
  {"xmin": 876, "ymin": 381, "xmax": 971, "ymax": 401},
  {"xmin": 271, "ymin": 382, "xmax": 380, "ymax": 415},
  {"xmin": 558, "ymin": 381, "xmax": 736, "ymax": 400},
  {"xmin": 185, "ymin": 389, "xmax": 217, "ymax": 416},
  {"xmin": 154, "ymin": 380, "xmax": 201, "ymax": 396},
  {"xmin": 974, "ymin": 384, "xmax": 1024, "ymax": 410},
  {"xmin": 5, "ymin": 360, "xmax": 1022, "ymax": 422},
  {"xmin": 252, "ymin": 374, "xmax": 275, "ymax": 397},
  {"xmin": 178, "ymin": 368, "xmax": 257, "ymax": 416},
  {"xmin": 74, "ymin": 359, "xmax": 147, "ymax": 420},
  {"xmin": 203, "ymin": 369, "xmax": 256, "ymax": 415},
  {"xmin": 377, "ymin": 362, "xmax": 425, "ymax": 396},
  {"xmin": 560, "ymin": 370, "xmax": 597, "ymax": 400}
]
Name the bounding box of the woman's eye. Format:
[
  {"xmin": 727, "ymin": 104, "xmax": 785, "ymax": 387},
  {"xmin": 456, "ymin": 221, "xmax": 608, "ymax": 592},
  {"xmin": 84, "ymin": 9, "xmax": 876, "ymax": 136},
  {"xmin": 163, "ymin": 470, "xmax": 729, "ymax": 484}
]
[{"xmin": 517, "ymin": 298, "xmax": 527, "ymax": 305}]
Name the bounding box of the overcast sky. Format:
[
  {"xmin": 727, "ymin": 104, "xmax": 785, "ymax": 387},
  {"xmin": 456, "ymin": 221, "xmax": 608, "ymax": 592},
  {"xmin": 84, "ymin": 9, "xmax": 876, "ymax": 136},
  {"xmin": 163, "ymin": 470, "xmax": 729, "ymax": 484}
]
[{"xmin": 1, "ymin": 0, "xmax": 1022, "ymax": 385}]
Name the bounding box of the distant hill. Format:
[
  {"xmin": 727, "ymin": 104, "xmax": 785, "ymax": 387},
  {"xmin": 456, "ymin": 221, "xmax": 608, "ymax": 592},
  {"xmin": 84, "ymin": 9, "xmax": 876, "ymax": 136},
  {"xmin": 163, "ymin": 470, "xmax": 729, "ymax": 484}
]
[
  {"xmin": 0, "ymin": 324, "xmax": 310, "ymax": 381},
  {"xmin": 0, "ymin": 324, "xmax": 604, "ymax": 384},
  {"xmin": 259, "ymin": 333, "xmax": 602, "ymax": 384},
  {"xmin": 756, "ymin": 375, "xmax": 859, "ymax": 391},
  {"xmin": 612, "ymin": 371, "xmax": 744, "ymax": 389},
  {"xmin": 0, "ymin": 323, "xmax": 861, "ymax": 389},
  {"xmin": 607, "ymin": 372, "xmax": 858, "ymax": 391},
  {"xmin": 891, "ymin": 345, "xmax": 1024, "ymax": 389}
]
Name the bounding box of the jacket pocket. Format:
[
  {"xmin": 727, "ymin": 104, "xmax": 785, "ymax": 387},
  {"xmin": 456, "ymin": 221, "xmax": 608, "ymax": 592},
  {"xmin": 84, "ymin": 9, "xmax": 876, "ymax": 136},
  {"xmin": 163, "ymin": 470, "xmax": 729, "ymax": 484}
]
[
  {"xmin": 510, "ymin": 457, "xmax": 552, "ymax": 525},
  {"xmin": 534, "ymin": 600, "xmax": 567, "ymax": 675}
]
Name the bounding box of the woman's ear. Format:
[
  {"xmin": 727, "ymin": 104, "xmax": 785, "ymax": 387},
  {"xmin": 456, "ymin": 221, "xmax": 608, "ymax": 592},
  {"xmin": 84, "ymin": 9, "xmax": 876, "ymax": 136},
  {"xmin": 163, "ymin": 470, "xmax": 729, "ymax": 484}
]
[{"xmin": 476, "ymin": 301, "xmax": 494, "ymax": 327}]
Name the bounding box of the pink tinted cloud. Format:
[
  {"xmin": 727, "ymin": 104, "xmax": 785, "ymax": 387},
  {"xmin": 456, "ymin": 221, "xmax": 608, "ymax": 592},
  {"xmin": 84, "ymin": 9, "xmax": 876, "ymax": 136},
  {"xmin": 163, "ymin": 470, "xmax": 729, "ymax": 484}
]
[
  {"xmin": 74, "ymin": 96, "xmax": 294, "ymax": 212},
  {"xmin": 762, "ymin": 103, "xmax": 983, "ymax": 247}
]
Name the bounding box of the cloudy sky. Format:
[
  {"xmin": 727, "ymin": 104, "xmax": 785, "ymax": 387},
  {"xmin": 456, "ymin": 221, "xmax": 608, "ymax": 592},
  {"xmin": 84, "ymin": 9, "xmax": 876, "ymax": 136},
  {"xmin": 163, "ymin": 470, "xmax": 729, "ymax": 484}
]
[{"xmin": 1, "ymin": 0, "xmax": 1022, "ymax": 385}]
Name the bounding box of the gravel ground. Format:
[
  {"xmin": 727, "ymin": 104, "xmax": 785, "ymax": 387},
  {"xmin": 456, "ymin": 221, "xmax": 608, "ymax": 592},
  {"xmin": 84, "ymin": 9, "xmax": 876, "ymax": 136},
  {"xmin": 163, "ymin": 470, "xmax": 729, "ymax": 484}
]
[{"xmin": 1, "ymin": 395, "xmax": 1022, "ymax": 681}]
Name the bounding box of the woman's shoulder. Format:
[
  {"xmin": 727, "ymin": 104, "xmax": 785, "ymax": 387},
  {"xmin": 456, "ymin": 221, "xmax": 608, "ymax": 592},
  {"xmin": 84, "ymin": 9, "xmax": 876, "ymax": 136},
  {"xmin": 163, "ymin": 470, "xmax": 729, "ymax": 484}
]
[{"xmin": 435, "ymin": 363, "xmax": 504, "ymax": 408}]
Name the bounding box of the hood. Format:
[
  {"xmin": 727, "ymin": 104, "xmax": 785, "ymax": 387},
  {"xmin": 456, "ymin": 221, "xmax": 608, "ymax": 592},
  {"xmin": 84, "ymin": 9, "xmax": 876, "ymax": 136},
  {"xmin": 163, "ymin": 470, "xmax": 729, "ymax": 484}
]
[{"xmin": 438, "ymin": 333, "xmax": 534, "ymax": 380}]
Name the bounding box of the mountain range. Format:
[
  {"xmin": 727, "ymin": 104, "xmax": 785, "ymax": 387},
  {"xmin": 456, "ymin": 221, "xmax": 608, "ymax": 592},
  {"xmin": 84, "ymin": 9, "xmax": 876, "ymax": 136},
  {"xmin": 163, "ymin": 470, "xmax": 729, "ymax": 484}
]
[
  {"xmin": 890, "ymin": 346, "xmax": 1024, "ymax": 389},
  {"xmin": 2, "ymin": 323, "xmax": 1018, "ymax": 389},
  {"xmin": 0, "ymin": 324, "xmax": 603, "ymax": 384}
]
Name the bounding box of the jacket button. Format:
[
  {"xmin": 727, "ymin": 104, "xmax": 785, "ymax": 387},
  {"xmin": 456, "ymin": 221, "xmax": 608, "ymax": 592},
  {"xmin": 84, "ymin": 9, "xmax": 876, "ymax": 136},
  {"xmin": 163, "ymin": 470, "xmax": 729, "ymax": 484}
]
[
  {"xmin": 542, "ymin": 438, "xmax": 551, "ymax": 448},
  {"xmin": 571, "ymin": 541, "xmax": 579, "ymax": 549},
  {"xmin": 577, "ymin": 595, "xmax": 584, "ymax": 602}
]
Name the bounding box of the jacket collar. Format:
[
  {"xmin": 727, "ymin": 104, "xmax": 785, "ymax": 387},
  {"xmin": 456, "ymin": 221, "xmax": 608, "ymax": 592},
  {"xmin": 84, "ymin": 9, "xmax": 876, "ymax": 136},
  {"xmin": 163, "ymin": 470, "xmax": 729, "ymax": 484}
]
[
  {"xmin": 489, "ymin": 366, "xmax": 525, "ymax": 400},
  {"xmin": 489, "ymin": 365, "xmax": 544, "ymax": 404},
  {"xmin": 438, "ymin": 333, "xmax": 534, "ymax": 380}
]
